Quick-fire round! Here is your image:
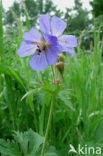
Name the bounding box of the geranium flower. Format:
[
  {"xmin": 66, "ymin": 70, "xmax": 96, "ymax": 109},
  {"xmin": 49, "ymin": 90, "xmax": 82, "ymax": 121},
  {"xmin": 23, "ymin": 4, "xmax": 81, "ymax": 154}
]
[
  {"xmin": 18, "ymin": 29, "xmax": 61, "ymax": 71},
  {"xmin": 40, "ymin": 14, "xmax": 77, "ymax": 57},
  {"xmin": 17, "ymin": 14, "xmax": 77, "ymax": 71}
]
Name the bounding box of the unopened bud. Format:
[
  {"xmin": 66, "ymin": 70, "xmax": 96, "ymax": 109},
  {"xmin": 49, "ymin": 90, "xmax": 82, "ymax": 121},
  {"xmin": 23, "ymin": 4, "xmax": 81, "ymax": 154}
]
[
  {"xmin": 57, "ymin": 54, "xmax": 65, "ymax": 62},
  {"xmin": 56, "ymin": 62, "xmax": 64, "ymax": 74}
]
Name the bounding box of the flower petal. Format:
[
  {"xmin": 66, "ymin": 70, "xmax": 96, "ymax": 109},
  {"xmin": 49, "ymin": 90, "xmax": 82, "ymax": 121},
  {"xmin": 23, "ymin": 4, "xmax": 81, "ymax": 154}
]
[
  {"xmin": 46, "ymin": 45, "xmax": 61, "ymax": 65},
  {"xmin": 29, "ymin": 52, "xmax": 48, "ymax": 71},
  {"xmin": 59, "ymin": 35, "xmax": 77, "ymax": 48},
  {"xmin": 62, "ymin": 48, "xmax": 75, "ymax": 57},
  {"xmin": 17, "ymin": 41, "xmax": 37, "ymax": 57},
  {"xmin": 43, "ymin": 33, "xmax": 58, "ymax": 46},
  {"xmin": 23, "ymin": 28, "xmax": 41, "ymax": 42},
  {"xmin": 40, "ymin": 14, "xmax": 50, "ymax": 33},
  {"xmin": 43, "ymin": 33, "xmax": 61, "ymax": 65},
  {"xmin": 51, "ymin": 16, "xmax": 67, "ymax": 36}
]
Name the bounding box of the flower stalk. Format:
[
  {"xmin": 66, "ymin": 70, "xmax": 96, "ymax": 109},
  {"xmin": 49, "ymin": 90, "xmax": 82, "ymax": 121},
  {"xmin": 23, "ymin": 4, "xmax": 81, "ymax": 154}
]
[
  {"xmin": 51, "ymin": 65, "xmax": 56, "ymax": 87},
  {"xmin": 41, "ymin": 94, "xmax": 55, "ymax": 156},
  {"xmin": 41, "ymin": 66, "xmax": 56, "ymax": 156}
]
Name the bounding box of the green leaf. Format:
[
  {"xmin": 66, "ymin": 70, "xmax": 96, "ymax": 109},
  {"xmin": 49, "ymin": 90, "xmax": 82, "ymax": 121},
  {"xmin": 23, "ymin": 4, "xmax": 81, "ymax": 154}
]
[
  {"xmin": 14, "ymin": 129, "xmax": 44, "ymax": 155},
  {"xmin": 58, "ymin": 90, "xmax": 75, "ymax": 111},
  {"xmin": 0, "ymin": 139, "xmax": 21, "ymax": 156},
  {"xmin": 0, "ymin": 129, "xmax": 44, "ymax": 156},
  {"xmin": 0, "ymin": 64, "xmax": 26, "ymax": 90},
  {"xmin": 21, "ymin": 88, "xmax": 43, "ymax": 101},
  {"xmin": 24, "ymin": 6, "xmax": 30, "ymax": 30}
]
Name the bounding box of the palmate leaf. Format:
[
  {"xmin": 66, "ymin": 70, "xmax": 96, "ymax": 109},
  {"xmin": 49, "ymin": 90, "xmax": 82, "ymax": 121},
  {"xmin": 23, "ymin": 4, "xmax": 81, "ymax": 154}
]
[
  {"xmin": 0, "ymin": 139, "xmax": 21, "ymax": 156},
  {"xmin": 57, "ymin": 90, "xmax": 75, "ymax": 111},
  {"xmin": 21, "ymin": 79, "xmax": 55, "ymax": 102},
  {"xmin": 14, "ymin": 129, "xmax": 44, "ymax": 155},
  {"xmin": 0, "ymin": 130, "xmax": 62, "ymax": 156},
  {"xmin": 0, "ymin": 129, "xmax": 44, "ymax": 156}
]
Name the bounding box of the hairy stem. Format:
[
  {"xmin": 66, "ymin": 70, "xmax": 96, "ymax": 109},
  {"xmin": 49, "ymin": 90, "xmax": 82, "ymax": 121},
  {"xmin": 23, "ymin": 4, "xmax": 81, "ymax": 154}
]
[
  {"xmin": 41, "ymin": 94, "xmax": 55, "ymax": 156},
  {"xmin": 41, "ymin": 66, "xmax": 56, "ymax": 156},
  {"xmin": 51, "ymin": 65, "xmax": 57, "ymax": 89}
]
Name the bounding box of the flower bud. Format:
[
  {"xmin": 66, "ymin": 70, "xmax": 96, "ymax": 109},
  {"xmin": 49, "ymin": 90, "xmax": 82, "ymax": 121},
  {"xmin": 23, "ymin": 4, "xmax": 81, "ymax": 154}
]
[
  {"xmin": 56, "ymin": 62, "xmax": 64, "ymax": 74},
  {"xmin": 57, "ymin": 54, "xmax": 65, "ymax": 62}
]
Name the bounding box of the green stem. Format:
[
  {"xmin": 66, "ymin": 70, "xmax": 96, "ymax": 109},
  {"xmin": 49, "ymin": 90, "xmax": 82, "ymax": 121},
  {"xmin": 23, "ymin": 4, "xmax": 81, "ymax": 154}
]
[
  {"xmin": 41, "ymin": 66, "xmax": 56, "ymax": 156},
  {"xmin": 51, "ymin": 65, "xmax": 56, "ymax": 89},
  {"xmin": 51, "ymin": 66, "xmax": 55, "ymax": 82},
  {"xmin": 41, "ymin": 94, "xmax": 55, "ymax": 156}
]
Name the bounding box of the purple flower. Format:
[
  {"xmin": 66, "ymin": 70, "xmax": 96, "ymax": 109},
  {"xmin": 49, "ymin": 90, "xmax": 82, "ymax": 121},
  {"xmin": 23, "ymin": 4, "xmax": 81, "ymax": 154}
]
[
  {"xmin": 40, "ymin": 14, "xmax": 77, "ymax": 57},
  {"xmin": 17, "ymin": 14, "xmax": 77, "ymax": 71},
  {"xmin": 18, "ymin": 29, "xmax": 61, "ymax": 71}
]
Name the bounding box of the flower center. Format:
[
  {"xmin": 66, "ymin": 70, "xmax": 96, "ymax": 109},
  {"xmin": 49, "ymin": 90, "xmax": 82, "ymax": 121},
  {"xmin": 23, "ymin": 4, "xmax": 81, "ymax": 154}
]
[
  {"xmin": 36, "ymin": 45, "xmax": 47, "ymax": 55},
  {"xmin": 36, "ymin": 39, "xmax": 50, "ymax": 55}
]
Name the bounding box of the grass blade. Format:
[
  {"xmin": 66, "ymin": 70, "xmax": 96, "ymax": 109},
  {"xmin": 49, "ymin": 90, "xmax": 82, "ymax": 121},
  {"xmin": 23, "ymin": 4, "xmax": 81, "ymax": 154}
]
[{"xmin": 0, "ymin": 0, "xmax": 3, "ymax": 61}]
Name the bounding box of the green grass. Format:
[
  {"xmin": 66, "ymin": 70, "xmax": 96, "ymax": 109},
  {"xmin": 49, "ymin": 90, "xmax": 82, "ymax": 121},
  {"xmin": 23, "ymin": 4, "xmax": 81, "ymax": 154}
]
[
  {"xmin": 0, "ymin": 4, "xmax": 103, "ymax": 156},
  {"xmin": 0, "ymin": 0, "xmax": 3, "ymax": 61},
  {"xmin": 1, "ymin": 32, "xmax": 103, "ymax": 155}
]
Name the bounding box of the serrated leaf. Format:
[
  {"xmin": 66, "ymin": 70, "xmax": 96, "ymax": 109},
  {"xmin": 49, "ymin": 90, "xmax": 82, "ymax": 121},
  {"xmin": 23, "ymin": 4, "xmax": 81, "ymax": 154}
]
[
  {"xmin": 14, "ymin": 129, "xmax": 44, "ymax": 155},
  {"xmin": 0, "ymin": 139, "xmax": 21, "ymax": 156},
  {"xmin": 58, "ymin": 90, "xmax": 75, "ymax": 111},
  {"xmin": 0, "ymin": 129, "xmax": 44, "ymax": 156}
]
